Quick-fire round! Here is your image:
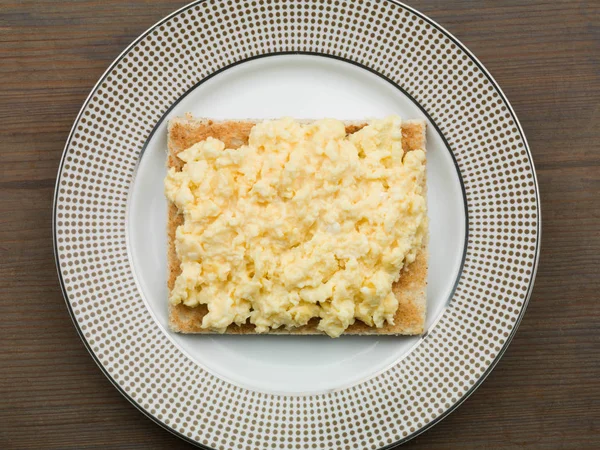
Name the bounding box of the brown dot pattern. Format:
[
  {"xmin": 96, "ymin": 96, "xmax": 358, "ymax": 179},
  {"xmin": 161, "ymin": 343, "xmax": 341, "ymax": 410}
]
[{"xmin": 54, "ymin": 1, "xmax": 540, "ymax": 449}]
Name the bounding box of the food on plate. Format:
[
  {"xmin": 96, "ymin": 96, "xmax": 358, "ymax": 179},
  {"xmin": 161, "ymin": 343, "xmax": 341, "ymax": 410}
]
[{"xmin": 165, "ymin": 116, "xmax": 428, "ymax": 337}]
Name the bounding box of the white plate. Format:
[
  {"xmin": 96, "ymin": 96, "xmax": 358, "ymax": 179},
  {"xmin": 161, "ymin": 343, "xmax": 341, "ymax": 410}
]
[
  {"xmin": 54, "ymin": 1, "xmax": 540, "ymax": 448},
  {"xmin": 130, "ymin": 54, "xmax": 466, "ymax": 394}
]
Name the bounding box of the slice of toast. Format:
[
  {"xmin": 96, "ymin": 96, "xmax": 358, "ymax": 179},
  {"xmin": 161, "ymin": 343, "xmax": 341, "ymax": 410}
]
[{"xmin": 167, "ymin": 117, "xmax": 428, "ymax": 335}]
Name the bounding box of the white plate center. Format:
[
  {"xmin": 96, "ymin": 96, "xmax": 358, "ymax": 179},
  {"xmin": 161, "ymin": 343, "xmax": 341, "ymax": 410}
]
[{"xmin": 129, "ymin": 55, "xmax": 466, "ymax": 394}]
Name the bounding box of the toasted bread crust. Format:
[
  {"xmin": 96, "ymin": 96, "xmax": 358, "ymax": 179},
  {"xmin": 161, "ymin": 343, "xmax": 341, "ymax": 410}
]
[{"xmin": 167, "ymin": 118, "xmax": 428, "ymax": 335}]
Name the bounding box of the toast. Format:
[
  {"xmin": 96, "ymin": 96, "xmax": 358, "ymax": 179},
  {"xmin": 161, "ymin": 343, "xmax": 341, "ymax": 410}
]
[{"xmin": 167, "ymin": 117, "xmax": 428, "ymax": 335}]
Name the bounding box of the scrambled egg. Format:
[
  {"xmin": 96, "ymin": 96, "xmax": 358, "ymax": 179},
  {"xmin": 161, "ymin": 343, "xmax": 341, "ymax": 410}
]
[{"xmin": 164, "ymin": 116, "xmax": 427, "ymax": 337}]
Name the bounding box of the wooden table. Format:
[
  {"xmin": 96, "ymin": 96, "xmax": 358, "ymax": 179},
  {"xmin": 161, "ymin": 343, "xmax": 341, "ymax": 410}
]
[{"xmin": 1, "ymin": 1, "xmax": 598, "ymax": 448}]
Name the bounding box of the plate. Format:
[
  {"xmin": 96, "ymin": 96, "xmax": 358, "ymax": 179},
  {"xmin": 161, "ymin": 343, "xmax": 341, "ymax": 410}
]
[{"xmin": 54, "ymin": 1, "xmax": 540, "ymax": 448}]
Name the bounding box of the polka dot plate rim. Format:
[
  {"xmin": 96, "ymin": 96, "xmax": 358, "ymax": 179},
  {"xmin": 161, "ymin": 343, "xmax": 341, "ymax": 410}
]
[{"xmin": 53, "ymin": 1, "xmax": 541, "ymax": 448}]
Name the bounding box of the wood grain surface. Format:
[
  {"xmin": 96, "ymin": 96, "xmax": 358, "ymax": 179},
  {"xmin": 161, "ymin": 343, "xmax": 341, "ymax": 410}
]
[{"xmin": 1, "ymin": 1, "xmax": 599, "ymax": 449}]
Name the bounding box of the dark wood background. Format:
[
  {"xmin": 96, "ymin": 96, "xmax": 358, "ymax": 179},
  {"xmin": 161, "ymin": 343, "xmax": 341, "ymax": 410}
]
[{"xmin": 1, "ymin": 1, "xmax": 599, "ymax": 448}]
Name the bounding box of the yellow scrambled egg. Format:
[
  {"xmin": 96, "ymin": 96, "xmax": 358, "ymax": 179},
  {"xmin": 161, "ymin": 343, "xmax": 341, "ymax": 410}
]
[{"xmin": 164, "ymin": 116, "xmax": 427, "ymax": 337}]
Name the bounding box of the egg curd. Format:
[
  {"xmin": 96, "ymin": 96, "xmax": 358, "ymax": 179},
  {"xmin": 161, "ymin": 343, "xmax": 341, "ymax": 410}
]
[{"xmin": 164, "ymin": 116, "xmax": 427, "ymax": 337}]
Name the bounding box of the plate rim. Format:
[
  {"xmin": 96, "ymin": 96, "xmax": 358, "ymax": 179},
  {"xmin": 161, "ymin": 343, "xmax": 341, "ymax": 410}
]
[{"xmin": 52, "ymin": 0, "xmax": 541, "ymax": 448}]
